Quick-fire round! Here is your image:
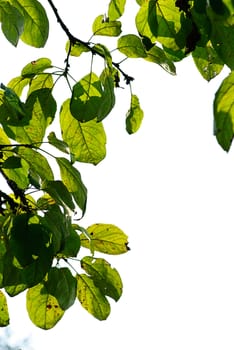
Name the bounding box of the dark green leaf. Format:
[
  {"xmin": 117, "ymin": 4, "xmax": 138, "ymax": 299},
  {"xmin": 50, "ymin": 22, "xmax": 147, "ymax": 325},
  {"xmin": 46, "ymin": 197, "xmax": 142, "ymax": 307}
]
[
  {"xmin": 92, "ymin": 15, "xmax": 122, "ymax": 37},
  {"xmin": 27, "ymin": 283, "xmax": 64, "ymax": 329},
  {"xmin": 77, "ymin": 274, "xmax": 110, "ymax": 320},
  {"xmin": 58, "ymin": 227, "xmax": 81, "ymax": 258},
  {"xmin": 56, "ymin": 157, "xmax": 87, "ymax": 215},
  {"xmin": 43, "ymin": 180, "xmax": 75, "ymax": 212},
  {"xmin": 81, "ymin": 257, "xmax": 123, "ymax": 301},
  {"xmin": 80, "ymin": 223, "xmax": 130, "ymax": 255},
  {"xmin": 60, "ymin": 99, "xmax": 106, "ymax": 165},
  {"xmin": 0, "ymin": 2, "xmax": 24, "ymax": 46},
  {"xmin": 45, "ymin": 267, "xmax": 77, "ymax": 310}
]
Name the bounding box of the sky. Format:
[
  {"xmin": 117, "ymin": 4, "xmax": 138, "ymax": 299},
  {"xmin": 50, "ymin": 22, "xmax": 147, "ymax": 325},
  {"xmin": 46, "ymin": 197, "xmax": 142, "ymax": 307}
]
[{"xmin": 1, "ymin": 1, "xmax": 234, "ymax": 349}]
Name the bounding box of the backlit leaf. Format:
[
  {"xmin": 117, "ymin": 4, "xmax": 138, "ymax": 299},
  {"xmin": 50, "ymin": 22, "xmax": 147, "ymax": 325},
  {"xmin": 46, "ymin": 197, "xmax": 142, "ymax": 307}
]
[
  {"xmin": 0, "ymin": 1, "xmax": 24, "ymax": 46},
  {"xmin": 27, "ymin": 283, "xmax": 64, "ymax": 329},
  {"xmin": 126, "ymin": 94, "xmax": 144, "ymax": 134},
  {"xmin": 80, "ymin": 223, "xmax": 130, "ymax": 255},
  {"xmin": 135, "ymin": 0, "xmax": 158, "ymax": 42},
  {"xmin": 56, "ymin": 157, "xmax": 87, "ymax": 215},
  {"xmin": 108, "ymin": 0, "xmax": 126, "ymax": 20},
  {"xmin": 81, "ymin": 257, "xmax": 123, "ymax": 301},
  {"xmin": 43, "ymin": 180, "xmax": 75, "ymax": 212},
  {"xmin": 21, "ymin": 57, "xmax": 52, "ymax": 77},
  {"xmin": 144, "ymin": 45, "xmax": 176, "ymax": 75},
  {"xmin": 10, "ymin": 0, "xmax": 49, "ymax": 47},
  {"xmin": 77, "ymin": 274, "xmax": 110, "ymax": 320},
  {"xmin": 0, "ymin": 290, "xmax": 9, "ymax": 326},
  {"xmin": 60, "ymin": 99, "xmax": 106, "ymax": 165},
  {"xmin": 92, "ymin": 15, "xmax": 121, "ymax": 36},
  {"xmin": 192, "ymin": 42, "xmax": 224, "ymax": 81},
  {"xmin": 118, "ymin": 34, "xmax": 147, "ymax": 58},
  {"xmin": 45, "ymin": 267, "xmax": 77, "ymax": 310},
  {"xmin": 65, "ymin": 41, "xmax": 90, "ymax": 57},
  {"xmin": 214, "ymin": 71, "xmax": 234, "ymax": 151}
]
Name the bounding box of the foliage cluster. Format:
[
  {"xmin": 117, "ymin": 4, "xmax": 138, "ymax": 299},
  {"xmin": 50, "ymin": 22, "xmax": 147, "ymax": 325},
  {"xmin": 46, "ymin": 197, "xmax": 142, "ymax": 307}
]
[{"xmin": 0, "ymin": 0, "xmax": 233, "ymax": 329}]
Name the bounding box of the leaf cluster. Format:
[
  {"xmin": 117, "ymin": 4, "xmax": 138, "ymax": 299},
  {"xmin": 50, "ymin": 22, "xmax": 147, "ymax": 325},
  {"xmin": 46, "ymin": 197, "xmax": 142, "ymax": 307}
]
[{"xmin": 0, "ymin": 0, "xmax": 233, "ymax": 329}]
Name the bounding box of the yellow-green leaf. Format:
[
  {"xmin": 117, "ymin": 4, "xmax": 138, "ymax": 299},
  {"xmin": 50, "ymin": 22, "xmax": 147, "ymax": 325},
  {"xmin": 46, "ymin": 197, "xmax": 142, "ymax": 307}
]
[
  {"xmin": 77, "ymin": 274, "xmax": 110, "ymax": 320},
  {"xmin": 92, "ymin": 15, "xmax": 122, "ymax": 36},
  {"xmin": 0, "ymin": 291, "xmax": 9, "ymax": 326},
  {"xmin": 126, "ymin": 94, "xmax": 144, "ymax": 134},
  {"xmin": 118, "ymin": 34, "xmax": 147, "ymax": 58},
  {"xmin": 27, "ymin": 283, "xmax": 64, "ymax": 329},
  {"xmin": 80, "ymin": 223, "xmax": 130, "ymax": 255},
  {"xmin": 108, "ymin": 0, "xmax": 126, "ymax": 20}
]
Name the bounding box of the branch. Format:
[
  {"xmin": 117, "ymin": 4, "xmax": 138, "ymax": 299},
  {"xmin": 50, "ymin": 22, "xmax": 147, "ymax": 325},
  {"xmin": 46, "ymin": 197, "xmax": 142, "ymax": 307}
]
[{"xmin": 47, "ymin": 0, "xmax": 134, "ymax": 83}]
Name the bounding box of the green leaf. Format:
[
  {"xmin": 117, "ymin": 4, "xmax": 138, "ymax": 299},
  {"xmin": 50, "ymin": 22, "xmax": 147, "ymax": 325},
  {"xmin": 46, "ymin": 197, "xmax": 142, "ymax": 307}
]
[
  {"xmin": 77, "ymin": 274, "xmax": 110, "ymax": 320},
  {"xmin": 60, "ymin": 100, "xmax": 106, "ymax": 165},
  {"xmin": 192, "ymin": 42, "xmax": 224, "ymax": 81},
  {"xmin": 144, "ymin": 45, "xmax": 176, "ymax": 75},
  {"xmin": 0, "ymin": 290, "xmax": 9, "ymax": 326},
  {"xmin": 108, "ymin": 0, "xmax": 126, "ymax": 20},
  {"xmin": 135, "ymin": 0, "xmax": 158, "ymax": 42},
  {"xmin": 58, "ymin": 227, "xmax": 81, "ymax": 258},
  {"xmin": 10, "ymin": 0, "xmax": 49, "ymax": 47},
  {"xmin": 0, "ymin": 83, "xmax": 27, "ymax": 119},
  {"xmin": 155, "ymin": 0, "xmax": 188, "ymax": 58},
  {"xmin": 80, "ymin": 223, "xmax": 130, "ymax": 255},
  {"xmin": 214, "ymin": 71, "xmax": 234, "ymax": 151},
  {"xmin": 27, "ymin": 73, "xmax": 54, "ymax": 96},
  {"xmin": 27, "ymin": 282, "xmax": 64, "ymax": 329},
  {"xmin": 118, "ymin": 34, "xmax": 147, "ymax": 58},
  {"xmin": 48, "ymin": 132, "xmax": 69, "ymax": 154},
  {"xmin": 56, "ymin": 157, "xmax": 87, "ymax": 215},
  {"xmin": 45, "ymin": 267, "xmax": 77, "ymax": 310},
  {"xmin": 92, "ymin": 15, "xmax": 122, "ymax": 36},
  {"xmin": 7, "ymin": 76, "xmax": 30, "ymax": 96},
  {"xmin": 21, "ymin": 57, "xmax": 52, "ymax": 78},
  {"xmin": 65, "ymin": 41, "xmax": 90, "ymax": 57},
  {"xmin": 70, "ymin": 73, "xmax": 104, "ymax": 122},
  {"xmin": 43, "ymin": 180, "xmax": 75, "ymax": 212},
  {"xmin": 0, "ymin": 1, "xmax": 24, "ymax": 46},
  {"xmin": 81, "ymin": 257, "xmax": 123, "ymax": 301},
  {"xmin": 3, "ymin": 156, "xmax": 29, "ymax": 189},
  {"xmin": 209, "ymin": 7, "xmax": 234, "ymax": 69},
  {"xmin": 126, "ymin": 94, "xmax": 144, "ymax": 134},
  {"xmin": 16, "ymin": 146, "xmax": 54, "ymax": 183},
  {"xmin": 98, "ymin": 68, "xmax": 115, "ymax": 121}
]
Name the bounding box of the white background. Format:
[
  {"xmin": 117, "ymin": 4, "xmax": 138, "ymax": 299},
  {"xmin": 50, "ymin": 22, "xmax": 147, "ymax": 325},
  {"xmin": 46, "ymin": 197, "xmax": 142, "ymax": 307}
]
[{"xmin": 1, "ymin": 1, "xmax": 234, "ymax": 349}]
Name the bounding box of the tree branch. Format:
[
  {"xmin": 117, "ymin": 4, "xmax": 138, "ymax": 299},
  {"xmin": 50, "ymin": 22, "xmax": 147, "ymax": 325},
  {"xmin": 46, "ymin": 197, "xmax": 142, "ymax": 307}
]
[{"xmin": 47, "ymin": 0, "xmax": 134, "ymax": 84}]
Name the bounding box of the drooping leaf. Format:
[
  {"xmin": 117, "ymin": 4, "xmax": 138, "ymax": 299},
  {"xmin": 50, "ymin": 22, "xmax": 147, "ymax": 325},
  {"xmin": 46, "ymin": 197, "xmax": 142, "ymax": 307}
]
[
  {"xmin": 214, "ymin": 71, "xmax": 234, "ymax": 151},
  {"xmin": 0, "ymin": 1, "xmax": 24, "ymax": 46},
  {"xmin": 10, "ymin": 0, "xmax": 49, "ymax": 47},
  {"xmin": 126, "ymin": 94, "xmax": 144, "ymax": 134},
  {"xmin": 192, "ymin": 42, "xmax": 224, "ymax": 81},
  {"xmin": 118, "ymin": 34, "xmax": 147, "ymax": 58},
  {"xmin": 144, "ymin": 45, "xmax": 176, "ymax": 75},
  {"xmin": 16, "ymin": 146, "xmax": 54, "ymax": 183},
  {"xmin": 60, "ymin": 100, "xmax": 106, "ymax": 165},
  {"xmin": 7, "ymin": 76, "xmax": 30, "ymax": 96},
  {"xmin": 108, "ymin": 0, "xmax": 126, "ymax": 20},
  {"xmin": 43, "ymin": 180, "xmax": 75, "ymax": 212},
  {"xmin": 0, "ymin": 290, "xmax": 9, "ymax": 326},
  {"xmin": 21, "ymin": 58, "xmax": 52, "ymax": 78},
  {"xmin": 97, "ymin": 68, "xmax": 115, "ymax": 121},
  {"xmin": 27, "ymin": 282, "xmax": 64, "ymax": 329},
  {"xmin": 48, "ymin": 132, "xmax": 69, "ymax": 154},
  {"xmin": 81, "ymin": 256, "xmax": 123, "ymax": 301},
  {"xmin": 80, "ymin": 223, "xmax": 130, "ymax": 255},
  {"xmin": 45, "ymin": 267, "xmax": 77, "ymax": 311},
  {"xmin": 76, "ymin": 274, "xmax": 110, "ymax": 320},
  {"xmin": 56, "ymin": 157, "xmax": 87, "ymax": 215},
  {"xmin": 92, "ymin": 15, "xmax": 122, "ymax": 36}
]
